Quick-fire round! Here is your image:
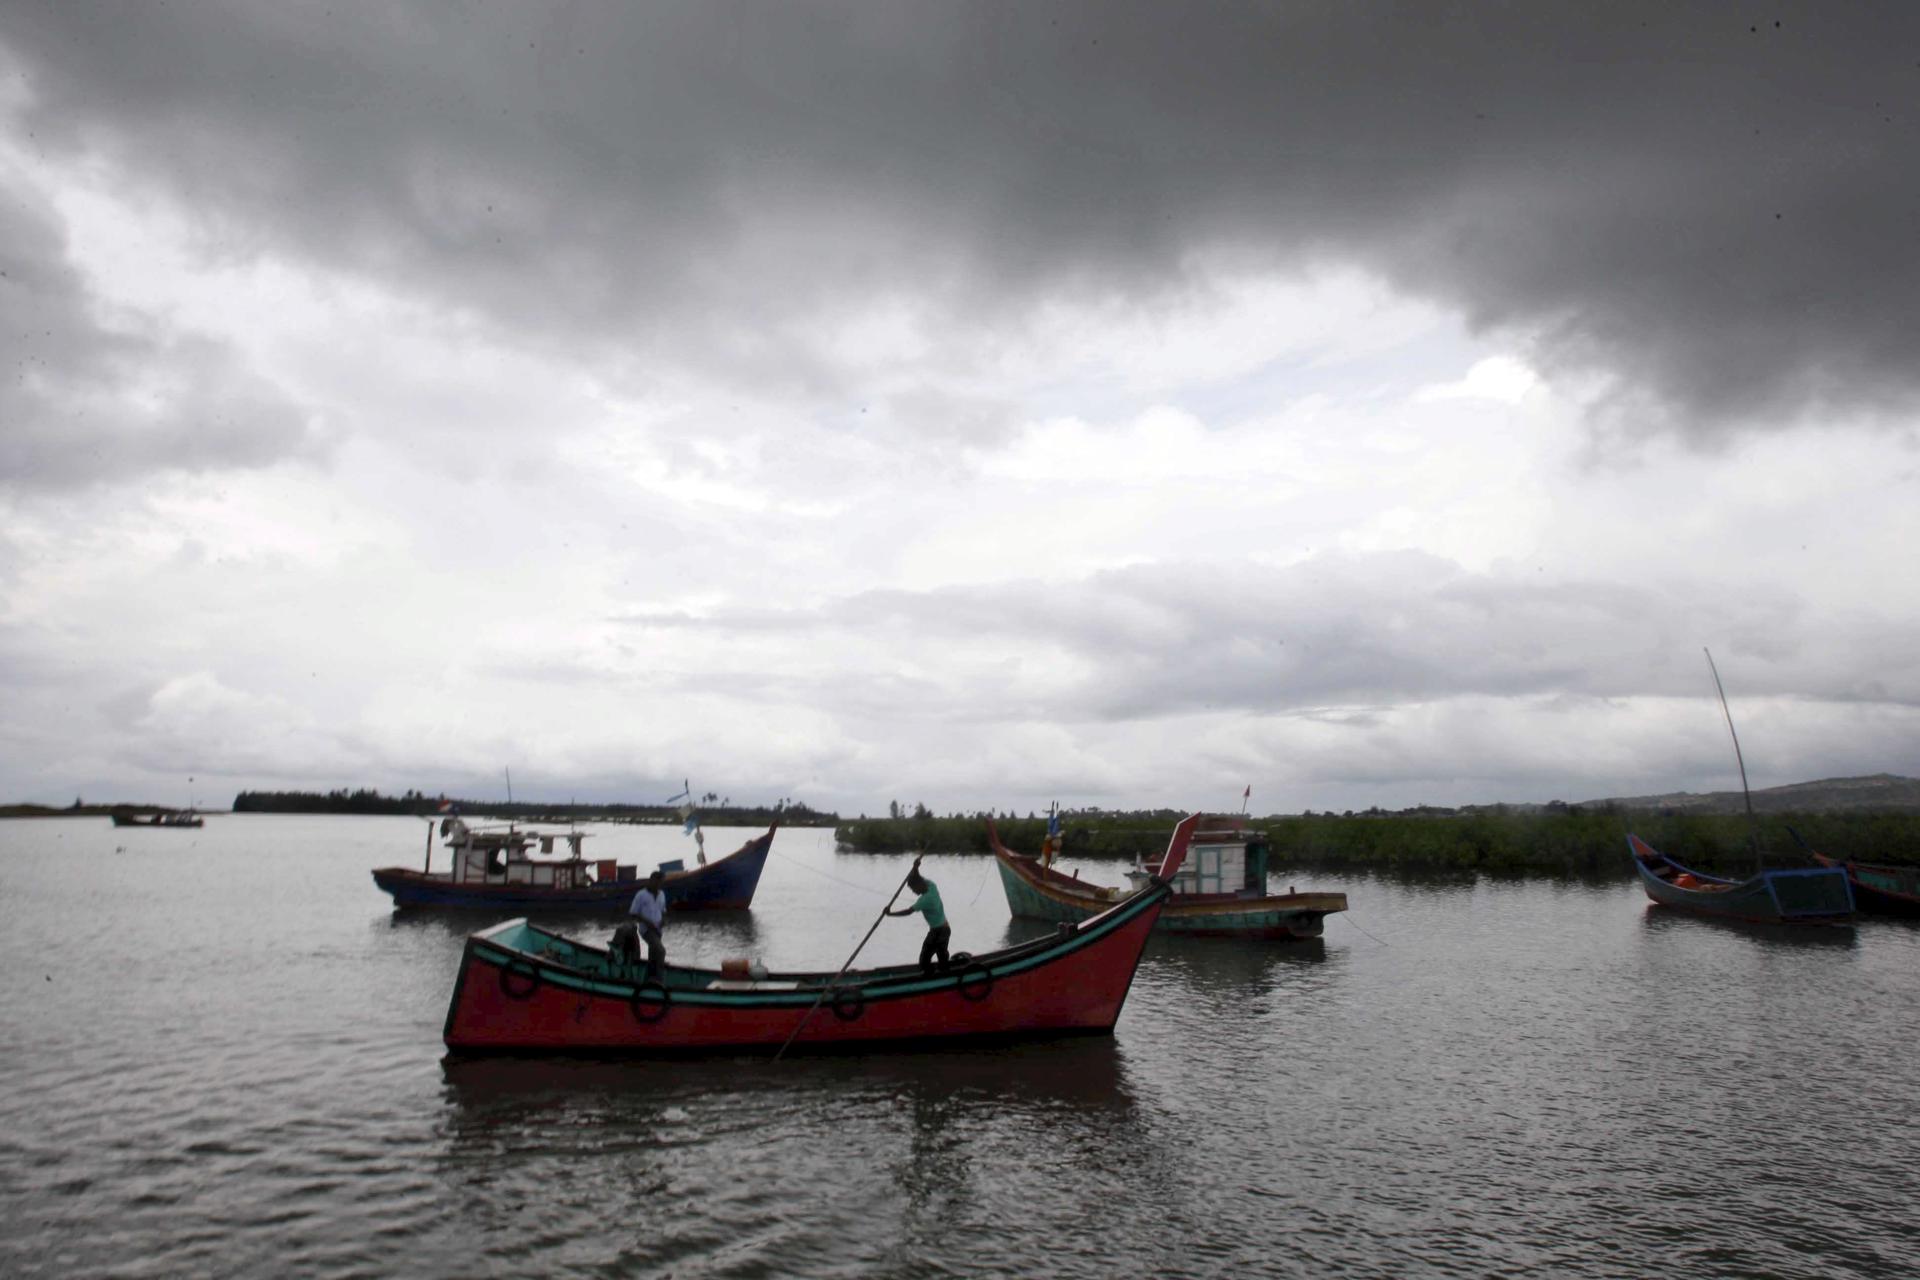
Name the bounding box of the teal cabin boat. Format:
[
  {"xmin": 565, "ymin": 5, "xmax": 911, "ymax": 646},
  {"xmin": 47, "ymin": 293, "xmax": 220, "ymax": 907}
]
[
  {"xmin": 1805, "ymin": 848, "xmax": 1920, "ymax": 918},
  {"xmin": 990, "ymin": 816, "xmax": 1345, "ymax": 940}
]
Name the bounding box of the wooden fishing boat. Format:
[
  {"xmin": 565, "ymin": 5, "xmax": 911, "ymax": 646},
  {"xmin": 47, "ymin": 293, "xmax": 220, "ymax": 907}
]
[
  {"xmin": 1627, "ymin": 833, "xmax": 1853, "ymax": 925},
  {"xmin": 441, "ymin": 816, "xmax": 1198, "ymax": 1055},
  {"xmin": 110, "ymin": 810, "xmax": 204, "ymax": 828},
  {"xmin": 373, "ymin": 820, "xmax": 774, "ymax": 911},
  {"xmin": 1803, "ymin": 848, "xmax": 1920, "ymax": 918},
  {"xmin": 989, "ymin": 816, "xmax": 1345, "ymax": 939}
]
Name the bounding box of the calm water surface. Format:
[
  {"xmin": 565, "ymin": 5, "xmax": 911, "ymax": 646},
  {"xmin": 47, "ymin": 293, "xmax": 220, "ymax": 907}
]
[{"xmin": 2, "ymin": 815, "xmax": 1916, "ymax": 1278}]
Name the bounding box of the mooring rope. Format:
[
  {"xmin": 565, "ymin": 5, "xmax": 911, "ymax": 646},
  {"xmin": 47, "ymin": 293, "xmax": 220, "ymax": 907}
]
[
  {"xmin": 1336, "ymin": 910, "xmax": 1390, "ymax": 946},
  {"xmin": 967, "ymin": 856, "xmax": 996, "ymax": 905},
  {"xmin": 767, "ymin": 846, "xmax": 896, "ymax": 897}
]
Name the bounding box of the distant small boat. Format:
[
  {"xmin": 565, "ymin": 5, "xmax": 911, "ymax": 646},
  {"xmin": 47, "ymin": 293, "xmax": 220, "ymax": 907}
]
[
  {"xmin": 441, "ymin": 816, "xmax": 1197, "ymax": 1055},
  {"xmin": 372, "ymin": 819, "xmax": 774, "ymax": 911},
  {"xmin": 1627, "ymin": 833, "xmax": 1853, "ymax": 925},
  {"xmin": 1803, "ymin": 847, "xmax": 1920, "ymax": 918},
  {"xmin": 110, "ymin": 810, "xmax": 204, "ymax": 829},
  {"xmin": 989, "ymin": 815, "xmax": 1346, "ymax": 939}
]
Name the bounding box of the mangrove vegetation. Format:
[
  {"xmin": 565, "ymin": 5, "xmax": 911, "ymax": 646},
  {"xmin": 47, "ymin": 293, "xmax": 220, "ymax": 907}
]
[{"xmin": 835, "ymin": 807, "xmax": 1920, "ymax": 878}]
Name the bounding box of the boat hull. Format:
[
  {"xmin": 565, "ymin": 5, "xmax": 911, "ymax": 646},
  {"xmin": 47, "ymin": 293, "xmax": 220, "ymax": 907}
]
[
  {"xmin": 443, "ymin": 884, "xmax": 1170, "ymax": 1055},
  {"xmin": 994, "ymin": 847, "xmax": 1343, "ymax": 939},
  {"xmin": 1627, "ymin": 834, "xmax": 1854, "ymax": 925},
  {"xmin": 1809, "ymin": 851, "xmax": 1920, "ymax": 918},
  {"xmin": 444, "ymin": 814, "xmax": 1199, "ymax": 1055},
  {"xmin": 374, "ymin": 827, "xmax": 774, "ymax": 911},
  {"xmin": 110, "ymin": 813, "xmax": 203, "ymax": 828}
]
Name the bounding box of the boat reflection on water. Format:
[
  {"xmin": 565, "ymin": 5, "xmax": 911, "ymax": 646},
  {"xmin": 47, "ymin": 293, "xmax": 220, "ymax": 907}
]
[
  {"xmin": 1146, "ymin": 930, "xmax": 1332, "ymax": 973},
  {"xmin": 434, "ymin": 1037, "xmax": 1152, "ymax": 1272},
  {"xmin": 1636, "ymin": 904, "xmax": 1860, "ymax": 950},
  {"xmin": 439, "ymin": 1034, "xmax": 1137, "ymax": 1124}
]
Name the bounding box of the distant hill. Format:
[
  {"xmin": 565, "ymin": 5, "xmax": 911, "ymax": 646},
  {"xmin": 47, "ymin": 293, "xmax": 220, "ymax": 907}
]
[{"xmin": 1581, "ymin": 773, "xmax": 1920, "ymax": 815}]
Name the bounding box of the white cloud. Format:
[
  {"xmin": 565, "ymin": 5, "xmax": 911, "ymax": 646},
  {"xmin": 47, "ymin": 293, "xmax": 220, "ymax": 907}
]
[
  {"xmin": 4, "ymin": 7, "xmax": 1920, "ymax": 814},
  {"xmin": 1416, "ymin": 355, "xmax": 1541, "ymax": 404}
]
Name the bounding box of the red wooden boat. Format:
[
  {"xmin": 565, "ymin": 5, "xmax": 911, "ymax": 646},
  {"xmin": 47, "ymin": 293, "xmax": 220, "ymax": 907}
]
[{"xmin": 442, "ymin": 815, "xmax": 1198, "ymax": 1055}]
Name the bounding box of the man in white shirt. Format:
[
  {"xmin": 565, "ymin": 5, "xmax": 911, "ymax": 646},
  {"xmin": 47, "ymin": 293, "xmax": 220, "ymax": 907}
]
[{"xmin": 629, "ymin": 868, "xmax": 668, "ymax": 985}]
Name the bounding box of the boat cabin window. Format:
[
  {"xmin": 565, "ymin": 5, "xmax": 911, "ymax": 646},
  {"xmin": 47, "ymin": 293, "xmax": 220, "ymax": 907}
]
[
  {"xmin": 1180, "ymin": 842, "xmax": 1247, "ymax": 895},
  {"xmin": 1244, "ymin": 839, "xmax": 1270, "ymax": 892},
  {"xmin": 457, "ymin": 848, "xmax": 498, "ymax": 883}
]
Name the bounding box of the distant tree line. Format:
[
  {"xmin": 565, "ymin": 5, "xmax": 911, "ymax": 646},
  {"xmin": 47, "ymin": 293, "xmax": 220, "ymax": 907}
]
[
  {"xmin": 840, "ymin": 808, "xmax": 1188, "ymax": 859},
  {"xmin": 235, "ymin": 788, "xmax": 436, "ymax": 815},
  {"xmin": 231, "ymin": 788, "xmax": 839, "ymax": 826},
  {"xmin": 836, "ymin": 806, "xmax": 1920, "ymax": 876}
]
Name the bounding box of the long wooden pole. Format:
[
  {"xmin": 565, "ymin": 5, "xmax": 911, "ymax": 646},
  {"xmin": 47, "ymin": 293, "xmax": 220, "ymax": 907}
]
[
  {"xmin": 773, "ymin": 865, "xmax": 916, "ymax": 1062},
  {"xmin": 1704, "ymin": 647, "xmax": 1763, "ymax": 873}
]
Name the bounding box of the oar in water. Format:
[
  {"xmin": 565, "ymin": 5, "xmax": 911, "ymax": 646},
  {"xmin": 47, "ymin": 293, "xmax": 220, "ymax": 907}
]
[{"xmin": 773, "ymin": 859, "xmax": 918, "ymax": 1062}]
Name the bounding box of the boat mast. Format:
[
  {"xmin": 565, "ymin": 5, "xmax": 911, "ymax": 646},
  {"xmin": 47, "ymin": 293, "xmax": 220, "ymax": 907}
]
[{"xmin": 1703, "ymin": 648, "xmax": 1763, "ymax": 874}]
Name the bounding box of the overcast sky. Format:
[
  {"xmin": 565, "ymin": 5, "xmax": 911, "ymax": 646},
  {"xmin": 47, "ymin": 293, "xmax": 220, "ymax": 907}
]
[{"xmin": 3, "ymin": 2, "xmax": 1917, "ymax": 816}]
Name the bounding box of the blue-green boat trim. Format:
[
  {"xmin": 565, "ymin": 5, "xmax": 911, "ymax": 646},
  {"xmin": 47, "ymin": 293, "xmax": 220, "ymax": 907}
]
[{"xmin": 461, "ymin": 879, "xmax": 1170, "ymax": 1009}]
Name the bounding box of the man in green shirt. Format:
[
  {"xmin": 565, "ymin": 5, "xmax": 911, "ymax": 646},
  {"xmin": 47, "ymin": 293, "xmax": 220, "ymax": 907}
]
[{"xmin": 887, "ymin": 860, "xmax": 951, "ymax": 975}]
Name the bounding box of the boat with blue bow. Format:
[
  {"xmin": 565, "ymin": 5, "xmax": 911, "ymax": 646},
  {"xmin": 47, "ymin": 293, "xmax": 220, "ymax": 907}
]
[{"xmin": 372, "ymin": 817, "xmax": 775, "ymax": 911}]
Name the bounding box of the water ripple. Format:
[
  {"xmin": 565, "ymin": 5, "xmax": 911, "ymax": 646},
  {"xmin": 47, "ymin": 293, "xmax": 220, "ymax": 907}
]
[{"xmin": 2, "ymin": 823, "xmax": 1918, "ymax": 1277}]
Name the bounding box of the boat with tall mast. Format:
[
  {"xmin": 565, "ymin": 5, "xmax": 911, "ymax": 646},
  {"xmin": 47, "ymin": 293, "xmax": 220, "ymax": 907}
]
[{"xmin": 1626, "ymin": 651, "xmax": 1853, "ymax": 925}]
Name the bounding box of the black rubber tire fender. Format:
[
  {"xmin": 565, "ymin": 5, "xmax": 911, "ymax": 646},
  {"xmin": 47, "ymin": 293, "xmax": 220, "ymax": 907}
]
[
  {"xmin": 499, "ymin": 959, "xmax": 541, "ymax": 1001},
  {"xmin": 955, "ymin": 961, "xmax": 994, "ymax": 1003},
  {"xmin": 629, "ymin": 978, "xmax": 671, "ymax": 1023}
]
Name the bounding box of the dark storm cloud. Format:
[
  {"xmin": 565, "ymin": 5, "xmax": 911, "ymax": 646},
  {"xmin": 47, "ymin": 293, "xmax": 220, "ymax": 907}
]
[
  {"xmin": 0, "ymin": 184, "xmax": 320, "ymax": 490},
  {"xmin": 6, "ymin": 3, "xmax": 1918, "ymax": 438}
]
